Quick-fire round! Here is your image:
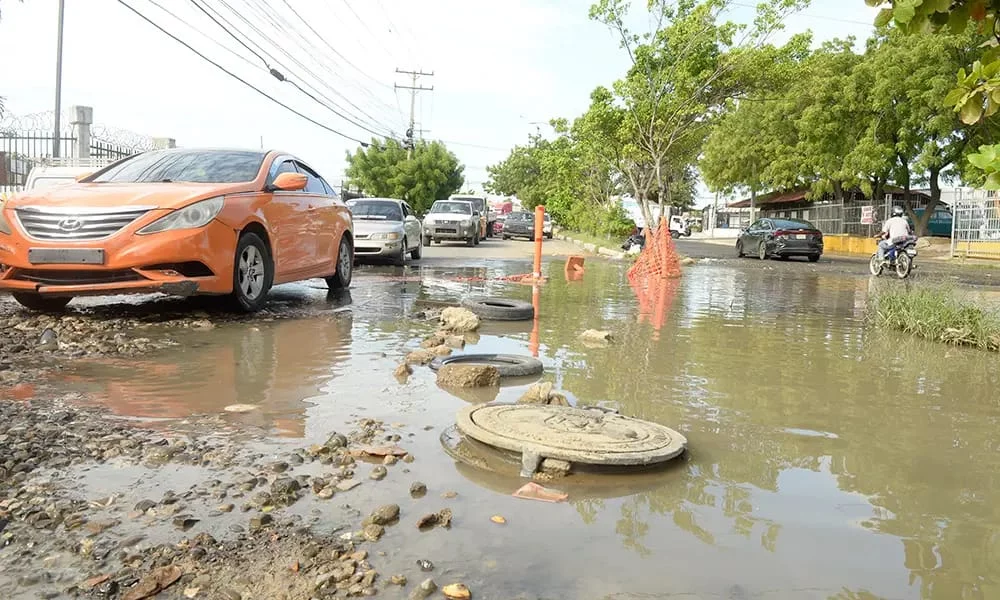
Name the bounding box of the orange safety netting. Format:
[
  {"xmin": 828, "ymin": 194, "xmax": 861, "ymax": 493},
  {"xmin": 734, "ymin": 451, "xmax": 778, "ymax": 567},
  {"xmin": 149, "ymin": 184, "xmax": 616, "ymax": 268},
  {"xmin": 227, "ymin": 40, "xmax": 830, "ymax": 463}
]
[{"xmin": 627, "ymin": 218, "xmax": 682, "ymax": 334}]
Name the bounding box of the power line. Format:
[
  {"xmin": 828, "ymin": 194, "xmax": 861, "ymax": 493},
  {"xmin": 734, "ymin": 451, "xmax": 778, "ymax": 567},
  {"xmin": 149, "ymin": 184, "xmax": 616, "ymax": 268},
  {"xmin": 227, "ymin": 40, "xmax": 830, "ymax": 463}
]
[
  {"xmin": 202, "ymin": 0, "xmax": 398, "ymax": 138},
  {"xmin": 241, "ymin": 0, "xmax": 401, "ymax": 129},
  {"xmin": 146, "ymin": 0, "xmax": 262, "ymax": 71},
  {"xmin": 117, "ymin": 0, "xmax": 371, "ymax": 145}
]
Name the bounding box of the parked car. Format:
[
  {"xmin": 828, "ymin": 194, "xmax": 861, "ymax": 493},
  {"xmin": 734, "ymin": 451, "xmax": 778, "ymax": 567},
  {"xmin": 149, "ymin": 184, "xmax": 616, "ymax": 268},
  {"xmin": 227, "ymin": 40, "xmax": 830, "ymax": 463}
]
[
  {"xmin": 449, "ymin": 194, "xmax": 494, "ymax": 238},
  {"xmin": 346, "ymin": 197, "xmax": 422, "ymax": 265},
  {"xmin": 736, "ymin": 217, "xmax": 823, "ymax": 262},
  {"xmin": 24, "ymin": 157, "xmax": 117, "ymax": 191},
  {"xmin": 502, "ymin": 211, "xmax": 536, "ymax": 240},
  {"xmin": 0, "ymin": 148, "xmax": 353, "ymax": 312},
  {"xmin": 422, "ymin": 200, "xmax": 480, "ymax": 246},
  {"xmin": 542, "ymin": 213, "xmax": 553, "ymax": 239}
]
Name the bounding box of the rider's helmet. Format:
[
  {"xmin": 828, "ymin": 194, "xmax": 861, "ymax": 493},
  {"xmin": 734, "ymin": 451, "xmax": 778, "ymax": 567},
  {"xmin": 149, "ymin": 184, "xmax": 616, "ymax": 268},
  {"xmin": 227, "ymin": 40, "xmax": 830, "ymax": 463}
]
[{"xmin": 892, "ymin": 205, "xmax": 905, "ymax": 217}]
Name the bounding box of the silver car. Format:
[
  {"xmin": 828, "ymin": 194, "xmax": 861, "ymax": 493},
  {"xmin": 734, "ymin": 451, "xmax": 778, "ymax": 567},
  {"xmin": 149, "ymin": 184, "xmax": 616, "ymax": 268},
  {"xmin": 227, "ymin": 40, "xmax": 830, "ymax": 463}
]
[
  {"xmin": 422, "ymin": 200, "xmax": 480, "ymax": 247},
  {"xmin": 347, "ymin": 198, "xmax": 422, "ymax": 265}
]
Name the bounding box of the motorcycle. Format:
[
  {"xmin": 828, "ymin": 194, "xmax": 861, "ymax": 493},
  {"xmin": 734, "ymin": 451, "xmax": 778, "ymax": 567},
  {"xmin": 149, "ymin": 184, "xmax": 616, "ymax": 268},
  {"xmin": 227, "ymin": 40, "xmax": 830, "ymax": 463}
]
[{"xmin": 869, "ymin": 235, "xmax": 918, "ymax": 279}]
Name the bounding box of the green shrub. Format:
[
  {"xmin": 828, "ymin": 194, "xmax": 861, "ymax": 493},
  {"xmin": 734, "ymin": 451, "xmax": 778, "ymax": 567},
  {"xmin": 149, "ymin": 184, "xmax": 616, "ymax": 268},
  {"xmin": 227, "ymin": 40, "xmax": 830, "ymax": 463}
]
[{"xmin": 870, "ymin": 285, "xmax": 1000, "ymax": 351}]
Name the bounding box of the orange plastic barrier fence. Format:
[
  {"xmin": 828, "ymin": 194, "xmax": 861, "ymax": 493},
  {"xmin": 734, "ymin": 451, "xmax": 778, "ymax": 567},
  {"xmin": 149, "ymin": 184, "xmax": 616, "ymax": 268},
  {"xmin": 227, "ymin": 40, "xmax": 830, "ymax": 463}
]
[{"xmin": 627, "ymin": 217, "xmax": 682, "ymax": 334}]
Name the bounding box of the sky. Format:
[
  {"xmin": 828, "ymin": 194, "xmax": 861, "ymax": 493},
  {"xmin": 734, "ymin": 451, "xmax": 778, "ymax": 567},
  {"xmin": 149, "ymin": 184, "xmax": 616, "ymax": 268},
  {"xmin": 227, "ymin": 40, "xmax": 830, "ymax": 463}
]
[{"xmin": 0, "ymin": 0, "xmax": 881, "ymax": 202}]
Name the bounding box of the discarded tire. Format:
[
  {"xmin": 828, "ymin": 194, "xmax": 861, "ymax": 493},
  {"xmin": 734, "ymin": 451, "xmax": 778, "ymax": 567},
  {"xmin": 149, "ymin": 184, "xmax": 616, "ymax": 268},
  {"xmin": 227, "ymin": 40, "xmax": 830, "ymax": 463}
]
[
  {"xmin": 429, "ymin": 354, "xmax": 543, "ymax": 378},
  {"xmin": 460, "ymin": 297, "xmax": 534, "ymax": 321}
]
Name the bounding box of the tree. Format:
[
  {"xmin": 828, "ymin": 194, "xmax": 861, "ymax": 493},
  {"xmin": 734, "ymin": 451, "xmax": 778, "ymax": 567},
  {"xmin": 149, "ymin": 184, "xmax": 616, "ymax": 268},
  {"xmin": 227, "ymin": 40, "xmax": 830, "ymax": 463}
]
[
  {"xmin": 344, "ymin": 139, "xmax": 464, "ymax": 214},
  {"xmin": 589, "ymin": 0, "xmax": 809, "ymax": 229},
  {"xmin": 866, "ymin": 0, "xmax": 1000, "ymax": 187}
]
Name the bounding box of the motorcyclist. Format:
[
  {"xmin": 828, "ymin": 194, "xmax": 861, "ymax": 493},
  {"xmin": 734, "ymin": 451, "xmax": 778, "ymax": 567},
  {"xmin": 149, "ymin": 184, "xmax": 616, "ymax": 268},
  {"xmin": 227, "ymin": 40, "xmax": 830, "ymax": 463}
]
[{"xmin": 876, "ymin": 205, "xmax": 914, "ymax": 260}]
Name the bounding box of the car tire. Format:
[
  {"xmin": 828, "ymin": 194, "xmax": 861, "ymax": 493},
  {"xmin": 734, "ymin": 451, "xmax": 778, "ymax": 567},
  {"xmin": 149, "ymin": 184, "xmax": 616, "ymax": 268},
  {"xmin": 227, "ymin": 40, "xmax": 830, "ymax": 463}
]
[
  {"xmin": 461, "ymin": 297, "xmax": 534, "ymax": 321},
  {"xmin": 392, "ymin": 242, "xmax": 407, "ymax": 267},
  {"xmin": 545, "ymin": 232, "xmax": 552, "ymax": 239},
  {"xmin": 503, "ymin": 235, "xmax": 510, "ymax": 240},
  {"xmin": 474, "ymin": 232, "xmax": 481, "ymax": 246},
  {"xmin": 808, "ymin": 254, "xmax": 820, "ymax": 263},
  {"xmin": 411, "ymin": 239, "xmax": 422, "ymax": 260},
  {"xmin": 11, "ymin": 293, "xmax": 72, "ymax": 313},
  {"xmin": 429, "ymin": 353, "xmax": 544, "ymax": 378},
  {"xmin": 326, "ymin": 235, "xmax": 354, "ymax": 290},
  {"xmin": 423, "ymin": 235, "xmax": 432, "ymax": 247},
  {"xmin": 466, "ymin": 236, "xmax": 475, "ymax": 247},
  {"xmin": 670, "ymin": 231, "xmax": 680, "ymax": 239},
  {"xmin": 229, "ymin": 232, "xmax": 274, "ymax": 312},
  {"xmin": 758, "ymin": 241, "xmax": 768, "ymax": 260},
  {"xmin": 736, "ymin": 241, "xmax": 744, "ymax": 257}
]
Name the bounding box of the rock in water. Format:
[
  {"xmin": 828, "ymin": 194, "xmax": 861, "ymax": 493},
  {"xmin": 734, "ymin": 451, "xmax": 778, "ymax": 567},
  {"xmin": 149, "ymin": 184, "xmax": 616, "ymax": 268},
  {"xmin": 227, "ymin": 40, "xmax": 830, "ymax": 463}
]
[
  {"xmin": 362, "ymin": 523, "xmax": 384, "ymax": 541},
  {"xmin": 439, "ymin": 307, "xmax": 480, "ymax": 333},
  {"xmin": 436, "ymin": 364, "xmax": 499, "ymax": 388},
  {"xmin": 408, "ymin": 578, "xmax": 437, "ymax": 600},
  {"xmin": 409, "ymin": 482, "xmax": 427, "ymax": 498},
  {"xmin": 579, "ymin": 329, "xmax": 613, "ymax": 345},
  {"xmin": 367, "ymin": 504, "xmax": 400, "ymax": 525},
  {"xmin": 223, "ymin": 404, "xmax": 257, "ymax": 413},
  {"xmin": 394, "ymin": 363, "xmax": 413, "ymax": 383},
  {"xmin": 519, "ymin": 381, "xmax": 554, "ymax": 404},
  {"xmin": 443, "ymin": 583, "xmax": 471, "ymax": 599},
  {"xmin": 405, "ymin": 349, "xmax": 437, "ymax": 365},
  {"xmin": 420, "ymin": 333, "xmax": 445, "ymax": 348},
  {"xmin": 370, "ymin": 466, "xmax": 388, "ymax": 481}
]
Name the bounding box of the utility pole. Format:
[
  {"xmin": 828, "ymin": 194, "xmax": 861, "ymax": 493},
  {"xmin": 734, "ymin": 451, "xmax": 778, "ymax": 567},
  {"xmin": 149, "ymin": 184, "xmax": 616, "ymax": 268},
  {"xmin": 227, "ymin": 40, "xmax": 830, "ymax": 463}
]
[
  {"xmin": 750, "ymin": 160, "xmax": 757, "ymax": 225},
  {"xmin": 394, "ymin": 68, "xmax": 433, "ymax": 159},
  {"xmin": 52, "ymin": 0, "xmax": 66, "ymax": 158}
]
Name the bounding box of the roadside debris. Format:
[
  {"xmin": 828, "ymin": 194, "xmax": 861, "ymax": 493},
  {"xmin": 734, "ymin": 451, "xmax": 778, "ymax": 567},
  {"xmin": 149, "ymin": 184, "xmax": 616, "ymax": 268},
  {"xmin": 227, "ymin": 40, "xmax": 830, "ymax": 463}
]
[
  {"xmin": 394, "ymin": 362, "xmax": 413, "ymax": 382},
  {"xmin": 416, "ymin": 508, "xmax": 453, "ymax": 530},
  {"xmin": 579, "ymin": 329, "xmax": 613, "ymax": 346},
  {"xmin": 352, "ymin": 445, "xmax": 409, "ymax": 457},
  {"xmin": 122, "ymin": 565, "xmax": 182, "ymax": 600},
  {"xmin": 443, "ymin": 582, "xmax": 473, "ymax": 599},
  {"xmin": 223, "ymin": 404, "xmax": 258, "ymax": 413},
  {"xmin": 439, "ymin": 307, "xmax": 481, "ymax": 332},
  {"xmin": 490, "ymin": 515, "xmax": 507, "ymax": 524},
  {"xmin": 405, "ymin": 348, "xmax": 438, "ymax": 365},
  {"xmin": 513, "ymin": 482, "xmax": 569, "ymax": 503},
  {"xmin": 436, "ymin": 364, "xmax": 500, "ymax": 388},
  {"xmin": 518, "ymin": 381, "xmax": 570, "ymax": 406},
  {"xmin": 416, "ymin": 559, "xmax": 435, "ymax": 571}
]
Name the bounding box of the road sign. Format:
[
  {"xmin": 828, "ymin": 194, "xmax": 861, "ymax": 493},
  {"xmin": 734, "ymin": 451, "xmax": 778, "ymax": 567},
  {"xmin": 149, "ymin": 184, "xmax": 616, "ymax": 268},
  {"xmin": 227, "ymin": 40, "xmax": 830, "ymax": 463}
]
[{"xmin": 861, "ymin": 205, "xmax": 875, "ymax": 225}]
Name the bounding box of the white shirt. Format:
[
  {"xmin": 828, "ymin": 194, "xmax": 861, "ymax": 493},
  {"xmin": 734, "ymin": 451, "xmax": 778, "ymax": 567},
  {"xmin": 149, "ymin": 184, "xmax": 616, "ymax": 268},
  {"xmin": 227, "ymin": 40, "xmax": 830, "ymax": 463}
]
[{"xmin": 882, "ymin": 216, "xmax": 911, "ymax": 240}]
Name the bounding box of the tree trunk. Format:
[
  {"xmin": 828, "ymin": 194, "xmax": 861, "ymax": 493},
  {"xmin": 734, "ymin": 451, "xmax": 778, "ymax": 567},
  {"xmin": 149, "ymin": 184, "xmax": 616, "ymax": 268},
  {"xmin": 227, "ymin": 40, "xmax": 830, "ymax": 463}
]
[{"xmin": 913, "ymin": 167, "xmax": 942, "ymax": 237}]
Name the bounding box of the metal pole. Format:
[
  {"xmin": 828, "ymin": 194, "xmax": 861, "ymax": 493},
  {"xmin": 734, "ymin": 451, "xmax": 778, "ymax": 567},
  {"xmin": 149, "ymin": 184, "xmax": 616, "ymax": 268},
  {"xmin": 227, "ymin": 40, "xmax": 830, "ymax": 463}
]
[
  {"xmin": 52, "ymin": 0, "xmax": 66, "ymax": 158},
  {"xmin": 533, "ymin": 205, "xmax": 544, "ymax": 279}
]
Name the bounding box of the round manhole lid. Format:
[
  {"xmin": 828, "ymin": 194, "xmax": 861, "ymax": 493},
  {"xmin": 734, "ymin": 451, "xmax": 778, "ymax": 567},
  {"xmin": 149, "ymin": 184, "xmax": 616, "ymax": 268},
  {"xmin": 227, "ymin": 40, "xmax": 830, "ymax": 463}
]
[{"xmin": 455, "ymin": 404, "xmax": 687, "ymax": 466}]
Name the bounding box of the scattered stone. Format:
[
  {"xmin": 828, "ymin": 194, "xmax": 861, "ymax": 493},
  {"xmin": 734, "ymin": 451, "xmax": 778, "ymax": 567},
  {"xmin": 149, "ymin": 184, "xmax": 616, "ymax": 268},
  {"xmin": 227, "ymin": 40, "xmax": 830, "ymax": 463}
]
[
  {"xmin": 517, "ymin": 381, "xmax": 568, "ymax": 406},
  {"xmin": 579, "ymin": 329, "xmax": 613, "ymax": 346},
  {"xmin": 362, "ymin": 523, "xmax": 385, "ymax": 541},
  {"xmin": 316, "ymin": 486, "xmax": 335, "ymax": 500},
  {"xmin": 324, "ymin": 432, "xmax": 348, "ymax": 450},
  {"xmin": 367, "ymin": 504, "xmax": 400, "ymax": 525},
  {"xmin": 336, "ymin": 479, "xmax": 361, "ymax": 492},
  {"xmin": 490, "ymin": 515, "xmax": 507, "ymax": 524},
  {"xmin": 409, "ymin": 482, "xmax": 427, "ymax": 498},
  {"xmin": 390, "ymin": 575, "xmax": 408, "ymax": 586},
  {"xmin": 134, "ymin": 499, "xmax": 156, "ymax": 513},
  {"xmin": 439, "ymin": 307, "xmax": 480, "ymax": 332},
  {"xmin": 270, "ymin": 477, "xmax": 301, "ymax": 495},
  {"xmin": 441, "ymin": 491, "xmax": 458, "ymax": 499},
  {"xmin": 249, "ymin": 514, "xmax": 273, "ymax": 531},
  {"xmin": 37, "ymin": 328, "xmax": 58, "ymax": 350},
  {"xmin": 223, "ymin": 404, "xmax": 258, "ymax": 413},
  {"xmin": 408, "ymin": 578, "xmax": 437, "ymax": 600},
  {"xmin": 402, "ymin": 454, "xmax": 415, "ymax": 463},
  {"xmin": 173, "ymin": 515, "xmax": 199, "ymax": 530},
  {"xmin": 436, "ymin": 364, "xmax": 500, "ymax": 388},
  {"xmin": 680, "ymin": 256, "xmax": 697, "ymax": 266},
  {"xmin": 405, "ymin": 348, "xmax": 437, "ymax": 365},
  {"xmin": 443, "ymin": 334, "xmax": 466, "ymax": 349},
  {"xmin": 431, "ymin": 344, "xmax": 452, "ymax": 356},
  {"xmin": 370, "ymin": 466, "xmax": 388, "ymax": 481},
  {"xmin": 122, "ymin": 565, "xmax": 182, "ymax": 600},
  {"xmin": 383, "ymin": 454, "xmax": 398, "ymax": 466},
  {"xmin": 217, "ymin": 503, "xmax": 235, "ymax": 513},
  {"xmin": 394, "ymin": 363, "xmax": 413, "ymax": 382},
  {"xmin": 420, "ymin": 333, "xmax": 445, "ymax": 348},
  {"xmin": 416, "ymin": 508, "xmax": 452, "ymax": 530},
  {"xmin": 268, "ymin": 461, "xmax": 290, "ymax": 473},
  {"xmin": 354, "ymin": 445, "xmax": 408, "ymax": 457},
  {"xmin": 443, "ymin": 583, "xmax": 472, "ymax": 600},
  {"xmin": 539, "ymin": 458, "xmax": 572, "ymax": 477},
  {"xmin": 183, "ymin": 587, "xmax": 201, "ymax": 599}
]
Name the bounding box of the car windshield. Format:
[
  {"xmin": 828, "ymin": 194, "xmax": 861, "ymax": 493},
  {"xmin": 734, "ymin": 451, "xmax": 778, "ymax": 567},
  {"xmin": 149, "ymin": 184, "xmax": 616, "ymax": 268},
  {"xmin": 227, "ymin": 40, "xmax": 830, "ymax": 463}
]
[
  {"xmin": 431, "ymin": 201, "xmax": 472, "ymax": 215},
  {"xmin": 347, "ymin": 200, "xmax": 403, "ymax": 221},
  {"xmin": 508, "ymin": 212, "xmax": 531, "ymax": 221},
  {"xmin": 453, "ymin": 197, "xmax": 485, "ymax": 212},
  {"xmin": 90, "ymin": 150, "xmax": 266, "ymax": 184},
  {"xmin": 771, "ymin": 218, "xmax": 816, "ymax": 230}
]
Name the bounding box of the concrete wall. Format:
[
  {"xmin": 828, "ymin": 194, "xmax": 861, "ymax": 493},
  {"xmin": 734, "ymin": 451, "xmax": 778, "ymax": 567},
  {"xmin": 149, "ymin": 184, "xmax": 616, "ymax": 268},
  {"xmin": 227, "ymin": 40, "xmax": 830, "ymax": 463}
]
[{"xmin": 823, "ymin": 234, "xmax": 877, "ymax": 256}]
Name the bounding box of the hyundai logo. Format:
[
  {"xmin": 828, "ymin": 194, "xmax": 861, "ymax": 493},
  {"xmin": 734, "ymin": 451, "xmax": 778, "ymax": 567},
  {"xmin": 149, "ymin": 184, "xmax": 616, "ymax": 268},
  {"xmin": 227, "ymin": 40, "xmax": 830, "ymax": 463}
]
[{"xmin": 57, "ymin": 218, "xmax": 84, "ymax": 232}]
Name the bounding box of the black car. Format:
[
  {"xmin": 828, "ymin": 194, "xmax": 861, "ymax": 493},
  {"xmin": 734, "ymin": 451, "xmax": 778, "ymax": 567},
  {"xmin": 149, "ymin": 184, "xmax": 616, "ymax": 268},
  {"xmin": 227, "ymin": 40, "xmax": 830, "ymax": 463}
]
[
  {"xmin": 736, "ymin": 217, "xmax": 824, "ymax": 262},
  {"xmin": 502, "ymin": 211, "xmax": 535, "ymax": 240}
]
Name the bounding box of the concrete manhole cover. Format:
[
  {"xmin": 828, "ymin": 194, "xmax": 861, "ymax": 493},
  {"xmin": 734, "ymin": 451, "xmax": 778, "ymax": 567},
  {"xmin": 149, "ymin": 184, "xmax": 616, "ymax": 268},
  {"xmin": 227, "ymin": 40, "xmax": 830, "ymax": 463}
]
[{"xmin": 456, "ymin": 404, "xmax": 687, "ymax": 468}]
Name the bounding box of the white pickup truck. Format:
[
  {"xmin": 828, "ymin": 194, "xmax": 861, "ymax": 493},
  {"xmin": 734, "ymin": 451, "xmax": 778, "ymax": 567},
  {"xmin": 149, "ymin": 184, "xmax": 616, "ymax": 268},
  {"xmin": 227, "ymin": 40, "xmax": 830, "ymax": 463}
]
[{"xmin": 22, "ymin": 157, "xmax": 116, "ymax": 190}]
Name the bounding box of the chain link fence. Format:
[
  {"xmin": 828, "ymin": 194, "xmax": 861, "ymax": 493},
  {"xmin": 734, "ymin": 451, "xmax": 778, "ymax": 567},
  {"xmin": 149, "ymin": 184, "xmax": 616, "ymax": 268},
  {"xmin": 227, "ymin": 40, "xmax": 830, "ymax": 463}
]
[{"xmin": 951, "ymin": 189, "xmax": 1000, "ymax": 259}]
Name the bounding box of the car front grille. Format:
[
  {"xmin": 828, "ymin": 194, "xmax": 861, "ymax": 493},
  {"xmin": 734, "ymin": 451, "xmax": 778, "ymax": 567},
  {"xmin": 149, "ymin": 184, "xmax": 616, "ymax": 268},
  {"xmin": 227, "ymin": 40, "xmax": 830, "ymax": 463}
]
[
  {"xmin": 12, "ymin": 268, "xmax": 143, "ymax": 285},
  {"xmin": 15, "ymin": 207, "xmax": 152, "ymax": 241}
]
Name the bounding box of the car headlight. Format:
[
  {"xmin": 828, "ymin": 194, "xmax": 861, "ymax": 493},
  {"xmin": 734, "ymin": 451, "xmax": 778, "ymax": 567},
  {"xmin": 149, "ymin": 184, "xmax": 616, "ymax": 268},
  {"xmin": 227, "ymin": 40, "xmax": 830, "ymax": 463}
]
[
  {"xmin": 0, "ymin": 210, "xmax": 11, "ymax": 235},
  {"xmin": 137, "ymin": 197, "xmax": 224, "ymax": 235},
  {"xmin": 371, "ymin": 232, "xmax": 401, "ymax": 241}
]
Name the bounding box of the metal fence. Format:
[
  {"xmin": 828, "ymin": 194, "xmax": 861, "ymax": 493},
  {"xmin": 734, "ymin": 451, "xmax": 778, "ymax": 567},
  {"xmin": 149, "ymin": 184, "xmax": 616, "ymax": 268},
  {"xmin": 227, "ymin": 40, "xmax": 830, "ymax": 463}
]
[
  {"xmin": 0, "ymin": 130, "xmax": 143, "ymax": 194},
  {"xmin": 951, "ymin": 189, "xmax": 1000, "ymax": 259}
]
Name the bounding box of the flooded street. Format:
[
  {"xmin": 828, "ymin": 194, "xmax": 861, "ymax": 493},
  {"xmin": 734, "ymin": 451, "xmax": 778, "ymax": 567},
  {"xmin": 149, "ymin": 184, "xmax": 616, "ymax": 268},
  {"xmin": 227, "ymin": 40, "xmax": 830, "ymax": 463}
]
[{"xmin": 4, "ymin": 252, "xmax": 1000, "ymax": 599}]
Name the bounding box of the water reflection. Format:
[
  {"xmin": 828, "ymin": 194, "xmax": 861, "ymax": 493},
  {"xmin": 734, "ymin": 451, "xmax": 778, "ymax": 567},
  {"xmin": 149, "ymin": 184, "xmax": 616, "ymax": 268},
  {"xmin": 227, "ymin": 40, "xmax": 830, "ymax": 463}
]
[{"xmin": 63, "ymin": 313, "xmax": 354, "ymax": 437}]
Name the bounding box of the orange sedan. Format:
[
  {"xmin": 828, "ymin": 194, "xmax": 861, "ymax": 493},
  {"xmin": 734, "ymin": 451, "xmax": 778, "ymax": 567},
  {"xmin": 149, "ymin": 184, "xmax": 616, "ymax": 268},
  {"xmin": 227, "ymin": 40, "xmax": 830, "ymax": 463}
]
[{"xmin": 0, "ymin": 148, "xmax": 354, "ymax": 312}]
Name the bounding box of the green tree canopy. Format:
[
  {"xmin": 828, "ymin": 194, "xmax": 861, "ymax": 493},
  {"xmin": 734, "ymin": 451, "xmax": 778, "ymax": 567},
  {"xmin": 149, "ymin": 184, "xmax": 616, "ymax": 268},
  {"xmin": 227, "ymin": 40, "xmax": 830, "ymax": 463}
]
[{"xmin": 344, "ymin": 139, "xmax": 464, "ymax": 214}]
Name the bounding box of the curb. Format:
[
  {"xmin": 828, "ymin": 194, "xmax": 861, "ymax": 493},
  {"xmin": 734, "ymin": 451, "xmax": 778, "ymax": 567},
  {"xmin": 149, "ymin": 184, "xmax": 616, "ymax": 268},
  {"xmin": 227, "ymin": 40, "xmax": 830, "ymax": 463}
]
[{"xmin": 554, "ymin": 232, "xmax": 627, "ymax": 261}]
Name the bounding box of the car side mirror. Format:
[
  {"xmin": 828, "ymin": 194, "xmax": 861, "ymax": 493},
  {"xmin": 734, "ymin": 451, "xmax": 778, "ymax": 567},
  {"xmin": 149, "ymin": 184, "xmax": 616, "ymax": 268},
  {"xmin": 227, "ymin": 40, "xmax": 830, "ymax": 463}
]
[{"xmin": 270, "ymin": 172, "xmax": 308, "ymax": 191}]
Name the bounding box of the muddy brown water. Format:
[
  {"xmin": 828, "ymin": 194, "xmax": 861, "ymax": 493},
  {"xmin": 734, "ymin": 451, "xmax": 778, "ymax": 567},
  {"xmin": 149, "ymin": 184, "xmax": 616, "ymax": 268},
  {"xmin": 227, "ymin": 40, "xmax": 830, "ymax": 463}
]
[{"xmin": 42, "ymin": 259, "xmax": 1000, "ymax": 599}]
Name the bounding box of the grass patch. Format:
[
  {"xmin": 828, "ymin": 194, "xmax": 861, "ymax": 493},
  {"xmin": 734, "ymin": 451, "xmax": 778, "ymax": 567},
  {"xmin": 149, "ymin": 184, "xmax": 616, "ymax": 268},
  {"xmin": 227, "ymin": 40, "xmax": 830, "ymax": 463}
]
[
  {"xmin": 871, "ymin": 285, "xmax": 1000, "ymax": 351},
  {"xmin": 558, "ymin": 229, "xmax": 622, "ymax": 250}
]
